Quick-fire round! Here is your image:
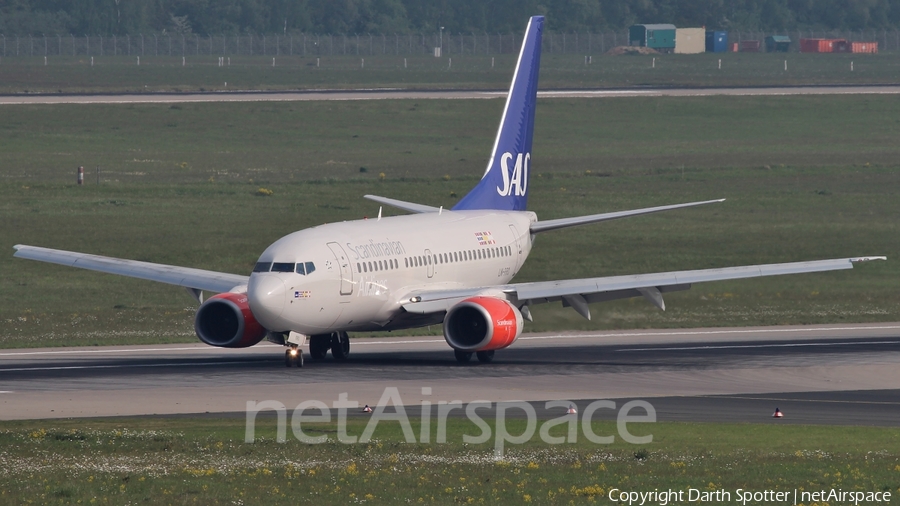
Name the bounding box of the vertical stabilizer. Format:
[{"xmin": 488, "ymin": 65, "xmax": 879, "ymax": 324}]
[{"xmin": 452, "ymin": 16, "xmax": 544, "ymax": 211}]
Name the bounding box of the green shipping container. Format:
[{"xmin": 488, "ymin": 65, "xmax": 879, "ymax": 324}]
[{"xmin": 629, "ymin": 24, "xmax": 676, "ymax": 52}]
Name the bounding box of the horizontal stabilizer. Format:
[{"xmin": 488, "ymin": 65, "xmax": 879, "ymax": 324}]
[
  {"xmin": 530, "ymin": 199, "xmax": 724, "ymax": 233},
  {"xmin": 13, "ymin": 245, "xmax": 248, "ymax": 294},
  {"xmin": 364, "ymin": 195, "xmax": 440, "ymax": 214}
]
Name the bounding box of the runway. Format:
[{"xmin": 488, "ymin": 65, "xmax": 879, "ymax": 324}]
[
  {"xmin": 2, "ymin": 85, "xmax": 900, "ymax": 105},
  {"xmin": 1, "ymin": 322, "xmax": 899, "ymax": 424}
]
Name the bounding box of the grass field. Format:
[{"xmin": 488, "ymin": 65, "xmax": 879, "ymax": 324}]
[
  {"xmin": 0, "ymin": 416, "xmax": 898, "ymax": 504},
  {"xmin": 1, "ymin": 95, "xmax": 898, "ymax": 348},
  {"xmin": 1, "ymin": 52, "xmax": 899, "ymax": 93}
]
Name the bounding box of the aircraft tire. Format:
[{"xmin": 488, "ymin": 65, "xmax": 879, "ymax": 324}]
[
  {"xmin": 476, "ymin": 350, "xmax": 495, "ymax": 363},
  {"xmin": 454, "ymin": 350, "xmax": 473, "ymax": 363},
  {"xmin": 309, "ymin": 335, "xmax": 330, "ymax": 360},
  {"xmin": 331, "ymin": 331, "xmax": 350, "ymax": 361}
]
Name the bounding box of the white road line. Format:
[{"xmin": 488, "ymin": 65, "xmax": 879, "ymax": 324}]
[
  {"xmin": 0, "ymin": 346, "xmax": 256, "ymax": 357},
  {"xmin": 0, "ymin": 391, "xmax": 13, "ymax": 394},
  {"xmin": 0, "ymin": 325, "xmax": 896, "ymax": 358},
  {"xmin": 617, "ymin": 340, "xmax": 900, "ymax": 352},
  {"xmin": 519, "ymin": 325, "xmax": 900, "ymax": 341},
  {"xmin": 0, "ymin": 361, "xmax": 254, "ymax": 373}
]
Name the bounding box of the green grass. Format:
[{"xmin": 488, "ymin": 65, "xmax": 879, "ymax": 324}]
[
  {"xmin": 1, "ymin": 52, "xmax": 899, "ymax": 93},
  {"xmin": 0, "ymin": 417, "xmax": 898, "ymax": 504},
  {"xmin": 1, "ymin": 96, "xmax": 899, "ymax": 348}
]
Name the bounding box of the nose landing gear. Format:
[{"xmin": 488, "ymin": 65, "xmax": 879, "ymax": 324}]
[{"xmin": 285, "ymin": 346, "xmax": 304, "ymax": 367}]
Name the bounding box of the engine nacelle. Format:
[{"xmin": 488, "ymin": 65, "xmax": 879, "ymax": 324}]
[
  {"xmin": 194, "ymin": 292, "xmax": 267, "ymax": 348},
  {"xmin": 443, "ymin": 296, "xmax": 523, "ymax": 352}
]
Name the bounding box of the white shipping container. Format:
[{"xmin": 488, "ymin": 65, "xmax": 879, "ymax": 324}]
[{"xmin": 675, "ymin": 28, "xmax": 706, "ymax": 54}]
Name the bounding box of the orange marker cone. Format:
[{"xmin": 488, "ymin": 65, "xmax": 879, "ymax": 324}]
[
  {"xmin": 772, "ymin": 408, "xmax": 783, "ymax": 418},
  {"xmin": 567, "ymin": 404, "xmax": 578, "ymax": 415},
  {"xmin": 362, "ymin": 405, "xmax": 373, "ymax": 413}
]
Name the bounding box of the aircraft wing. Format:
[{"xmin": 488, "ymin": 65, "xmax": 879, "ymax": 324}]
[
  {"xmin": 13, "ymin": 245, "xmax": 248, "ymax": 294},
  {"xmin": 401, "ymin": 257, "xmax": 885, "ymax": 318},
  {"xmin": 363, "ymin": 195, "xmax": 440, "ymax": 214},
  {"xmin": 530, "ymin": 199, "xmax": 724, "ymax": 233}
]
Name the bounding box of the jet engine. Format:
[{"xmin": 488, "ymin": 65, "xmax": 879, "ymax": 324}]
[
  {"xmin": 194, "ymin": 292, "xmax": 267, "ymax": 348},
  {"xmin": 443, "ymin": 296, "xmax": 524, "ymax": 352}
]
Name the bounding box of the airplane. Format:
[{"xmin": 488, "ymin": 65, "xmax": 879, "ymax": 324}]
[{"xmin": 13, "ymin": 16, "xmax": 884, "ymax": 367}]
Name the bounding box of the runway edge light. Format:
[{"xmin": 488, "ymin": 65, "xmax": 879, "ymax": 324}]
[{"xmin": 772, "ymin": 408, "xmax": 784, "ymax": 418}]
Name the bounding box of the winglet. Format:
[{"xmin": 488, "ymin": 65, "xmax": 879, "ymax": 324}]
[{"xmin": 452, "ymin": 16, "xmax": 544, "ymax": 212}]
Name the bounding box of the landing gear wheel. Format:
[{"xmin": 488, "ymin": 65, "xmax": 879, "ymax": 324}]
[
  {"xmin": 331, "ymin": 331, "xmax": 350, "ymax": 361},
  {"xmin": 476, "ymin": 350, "xmax": 495, "ymax": 363},
  {"xmin": 309, "ymin": 335, "xmax": 330, "ymax": 361},
  {"xmin": 454, "ymin": 350, "xmax": 473, "ymax": 363},
  {"xmin": 285, "ymin": 347, "xmax": 304, "ymax": 367}
]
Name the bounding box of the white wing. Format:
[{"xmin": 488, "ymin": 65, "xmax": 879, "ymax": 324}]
[
  {"xmin": 13, "ymin": 245, "xmax": 248, "ymax": 294},
  {"xmin": 401, "ymin": 257, "xmax": 886, "ymax": 318}
]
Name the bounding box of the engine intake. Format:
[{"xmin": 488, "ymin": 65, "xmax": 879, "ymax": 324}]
[
  {"xmin": 194, "ymin": 292, "xmax": 267, "ymax": 348},
  {"xmin": 443, "ymin": 296, "xmax": 523, "ymax": 352}
]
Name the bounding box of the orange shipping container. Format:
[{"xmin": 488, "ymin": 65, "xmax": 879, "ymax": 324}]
[
  {"xmin": 800, "ymin": 38, "xmax": 848, "ymax": 53},
  {"xmin": 800, "ymin": 38, "xmax": 825, "ymax": 52},
  {"xmin": 851, "ymin": 41, "xmax": 878, "ymax": 53}
]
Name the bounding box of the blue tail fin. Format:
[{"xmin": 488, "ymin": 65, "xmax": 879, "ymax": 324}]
[{"xmin": 452, "ymin": 16, "xmax": 543, "ymax": 211}]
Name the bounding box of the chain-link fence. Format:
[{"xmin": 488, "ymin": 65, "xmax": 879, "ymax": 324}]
[{"xmin": 2, "ymin": 30, "xmax": 898, "ymax": 57}]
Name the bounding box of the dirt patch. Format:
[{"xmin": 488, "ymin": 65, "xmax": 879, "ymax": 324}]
[{"xmin": 605, "ymin": 45, "xmax": 660, "ymax": 55}]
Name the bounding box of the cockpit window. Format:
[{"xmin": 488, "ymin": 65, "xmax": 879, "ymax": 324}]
[
  {"xmin": 296, "ymin": 263, "xmax": 306, "ymax": 275},
  {"xmin": 253, "ymin": 262, "xmax": 272, "ymax": 273},
  {"xmin": 305, "ymin": 262, "xmax": 316, "ymax": 274},
  {"xmin": 271, "ymin": 262, "xmax": 295, "ymax": 273}
]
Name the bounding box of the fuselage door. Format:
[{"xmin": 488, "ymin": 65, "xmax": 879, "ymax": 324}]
[
  {"xmin": 326, "ymin": 242, "xmax": 354, "ymax": 296},
  {"xmin": 424, "ymin": 248, "xmax": 435, "ymax": 278},
  {"xmin": 509, "ymin": 224, "xmax": 523, "ymax": 274}
]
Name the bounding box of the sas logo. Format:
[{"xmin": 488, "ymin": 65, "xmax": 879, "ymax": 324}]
[{"xmin": 496, "ymin": 152, "xmax": 530, "ymax": 197}]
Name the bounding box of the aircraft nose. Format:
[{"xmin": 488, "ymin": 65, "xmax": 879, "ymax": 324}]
[{"xmin": 248, "ymin": 274, "xmax": 286, "ymax": 329}]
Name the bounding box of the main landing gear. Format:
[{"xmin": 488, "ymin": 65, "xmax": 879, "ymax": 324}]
[
  {"xmin": 454, "ymin": 349, "xmax": 495, "ymax": 364},
  {"xmin": 307, "ymin": 332, "xmax": 350, "ymax": 362}
]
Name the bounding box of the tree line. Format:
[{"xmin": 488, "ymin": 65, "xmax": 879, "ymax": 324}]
[{"xmin": 2, "ymin": 0, "xmax": 898, "ymax": 36}]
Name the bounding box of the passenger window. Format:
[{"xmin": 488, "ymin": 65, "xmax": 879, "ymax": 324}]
[
  {"xmin": 404, "ymin": 258, "xmax": 408, "ymax": 268},
  {"xmin": 305, "ymin": 262, "xmax": 315, "ymax": 274},
  {"xmin": 272, "ymin": 262, "xmax": 294, "ymax": 273},
  {"xmin": 356, "ymin": 263, "xmax": 361, "ymax": 273},
  {"xmin": 296, "ymin": 263, "xmax": 307, "ymax": 275},
  {"xmin": 253, "ymin": 262, "xmax": 272, "ymax": 273}
]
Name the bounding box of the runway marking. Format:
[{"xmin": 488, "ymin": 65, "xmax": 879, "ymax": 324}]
[
  {"xmin": 616, "ymin": 340, "xmax": 900, "ymax": 352},
  {"xmin": 0, "ymin": 391, "xmax": 12, "ymax": 394},
  {"xmin": 0, "ymin": 325, "xmax": 897, "ymax": 358},
  {"xmin": 520, "ymin": 325, "xmax": 900, "ymax": 342},
  {"xmin": 0, "ymin": 361, "xmax": 259, "ymax": 373},
  {"xmin": 0, "ymin": 344, "xmax": 295, "ymax": 357},
  {"xmin": 705, "ymin": 395, "xmax": 900, "ymax": 406}
]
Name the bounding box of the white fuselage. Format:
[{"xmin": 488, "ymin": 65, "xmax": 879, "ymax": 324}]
[{"xmin": 247, "ymin": 210, "xmax": 537, "ymax": 335}]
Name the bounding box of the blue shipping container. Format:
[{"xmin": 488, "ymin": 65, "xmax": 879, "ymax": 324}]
[{"xmin": 706, "ymin": 31, "xmax": 727, "ymax": 52}]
